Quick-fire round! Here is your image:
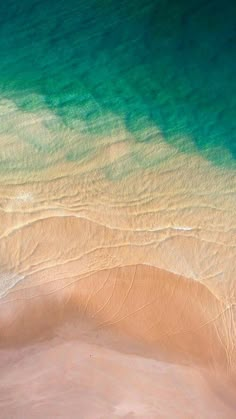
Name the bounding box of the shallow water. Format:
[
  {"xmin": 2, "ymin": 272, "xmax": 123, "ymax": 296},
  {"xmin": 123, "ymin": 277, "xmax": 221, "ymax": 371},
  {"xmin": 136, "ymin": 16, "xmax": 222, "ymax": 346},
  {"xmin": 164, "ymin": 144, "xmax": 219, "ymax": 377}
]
[
  {"xmin": 0, "ymin": 0, "xmax": 236, "ymax": 173},
  {"xmin": 0, "ymin": 0, "xmax": 236, "ymax": 417}
]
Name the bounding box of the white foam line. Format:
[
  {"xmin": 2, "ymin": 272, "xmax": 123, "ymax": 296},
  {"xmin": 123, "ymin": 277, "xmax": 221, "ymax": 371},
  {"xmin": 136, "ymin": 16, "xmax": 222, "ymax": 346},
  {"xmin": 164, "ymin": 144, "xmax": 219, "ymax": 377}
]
[
  {"xmin": 172, "ymin": 226, "xmax": 193, "ymax": 231},
  {"xmin": 0, "ymin": 273, "xmax": 25, "ymax": 299}
]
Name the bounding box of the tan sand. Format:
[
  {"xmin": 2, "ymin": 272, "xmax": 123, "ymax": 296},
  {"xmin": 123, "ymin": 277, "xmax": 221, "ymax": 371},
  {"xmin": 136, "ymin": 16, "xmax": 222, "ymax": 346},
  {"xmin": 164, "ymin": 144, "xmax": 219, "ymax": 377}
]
[{"xmin": 0, "ymin": 119, "xmax": 235, "ymax": 416}]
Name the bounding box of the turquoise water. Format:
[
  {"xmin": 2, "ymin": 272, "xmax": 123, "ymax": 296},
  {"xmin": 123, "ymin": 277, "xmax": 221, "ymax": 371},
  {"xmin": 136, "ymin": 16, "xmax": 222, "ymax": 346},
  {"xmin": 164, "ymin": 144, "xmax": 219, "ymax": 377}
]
[{"xmin": 0, "ymin": 0, "xmax": 235, "ymax": 169}]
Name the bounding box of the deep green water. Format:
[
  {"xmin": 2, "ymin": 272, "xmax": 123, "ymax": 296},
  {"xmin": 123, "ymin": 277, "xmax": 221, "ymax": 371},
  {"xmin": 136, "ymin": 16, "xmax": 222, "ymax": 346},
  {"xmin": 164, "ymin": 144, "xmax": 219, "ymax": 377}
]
[{"xmin": 0, "ymin": 0, "xmax": 235, "ymax": 171}]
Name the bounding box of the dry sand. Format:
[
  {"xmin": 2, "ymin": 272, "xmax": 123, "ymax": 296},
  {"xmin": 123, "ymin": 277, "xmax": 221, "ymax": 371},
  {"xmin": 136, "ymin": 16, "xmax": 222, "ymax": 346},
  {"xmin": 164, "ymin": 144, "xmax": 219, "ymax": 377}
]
[{"xmin": 0, "ymin": 264, "xmax": 235, "ymax": 418}]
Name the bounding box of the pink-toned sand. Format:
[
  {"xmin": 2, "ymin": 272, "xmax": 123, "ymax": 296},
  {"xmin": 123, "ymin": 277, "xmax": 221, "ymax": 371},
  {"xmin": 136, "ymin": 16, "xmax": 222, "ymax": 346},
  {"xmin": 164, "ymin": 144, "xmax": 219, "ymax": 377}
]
[{"xmin": 0, "ymin": 264, "xmax": 235, "ymax": 418}]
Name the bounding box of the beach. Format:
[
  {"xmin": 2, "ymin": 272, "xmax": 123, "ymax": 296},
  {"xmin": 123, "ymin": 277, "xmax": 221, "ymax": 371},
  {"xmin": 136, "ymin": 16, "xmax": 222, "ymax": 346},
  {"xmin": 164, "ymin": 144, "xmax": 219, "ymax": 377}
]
[
  {"xmin": 0, "ymin": 0, "xmax": 236, "ymax": 416},
  {"xmin": 0, "ymin": 142, "xmax": 235, "ymax": 417}
]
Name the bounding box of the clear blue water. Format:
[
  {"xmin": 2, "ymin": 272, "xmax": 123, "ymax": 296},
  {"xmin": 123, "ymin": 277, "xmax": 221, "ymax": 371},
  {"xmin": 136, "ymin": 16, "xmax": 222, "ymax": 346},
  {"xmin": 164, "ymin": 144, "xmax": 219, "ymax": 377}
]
[{"xmin": 0, "ymin": 0, "xmax": 235, "ymax": 168}]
